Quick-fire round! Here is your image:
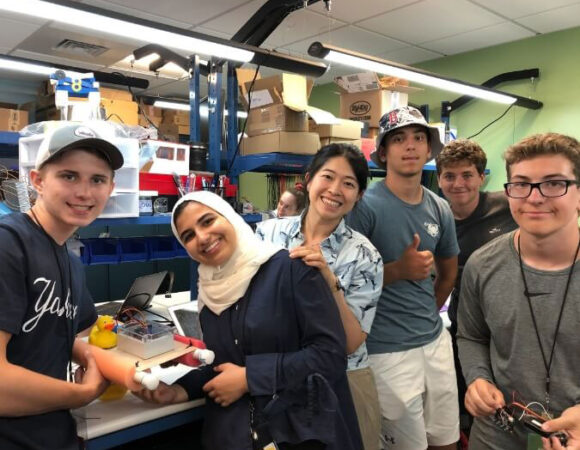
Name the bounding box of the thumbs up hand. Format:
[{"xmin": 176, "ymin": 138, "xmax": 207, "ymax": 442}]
[{"xmin": 397, "ymin": 233, "xmax": 434, "ymax": 281}]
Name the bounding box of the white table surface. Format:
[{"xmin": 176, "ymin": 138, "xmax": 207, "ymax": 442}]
[{"xmin": 76, "ymin": 291, "xmax": 203, "ymax": 441}]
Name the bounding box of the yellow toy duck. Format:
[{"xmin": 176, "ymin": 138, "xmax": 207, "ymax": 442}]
[
  {"xmin": 89, "ymin": 315, "xmax": 117, "ymax": 349},
  {"xmin": 89, "ymin": 315, "xmax": 128, "ymax": 401}
]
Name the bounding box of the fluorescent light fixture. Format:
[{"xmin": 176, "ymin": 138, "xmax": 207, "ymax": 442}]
[
  {"xmin": 0, "ymin": 54, "xmax": 150, "ymax": 88},
  {"xmin": 154, "ymin": 100, "xmax": 248, "ymax": 119},
  {"xmin": 308, "ymin": 42, "xmax": 542, "ymax": 108},
  {"xmin": 0, "ymin": 57, "xmax": 54, "ymax": 76},
  {"xmin": 2, "ymin": 0, "xmax": 254, "ymax": 63},
  {"xmin": 0, "ymin": 56, "xmax": 87, "ymax": 78}
]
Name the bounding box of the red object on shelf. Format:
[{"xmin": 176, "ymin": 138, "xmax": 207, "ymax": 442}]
[
  {"xmin": 139, "ymin": 173, "xmax": 238, "ymax": 197},
  {"xmin": 360, "ymin": 138, "xmax": 375, "ymax": 161}
]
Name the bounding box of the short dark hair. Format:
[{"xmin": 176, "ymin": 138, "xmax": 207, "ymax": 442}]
[
  {"xmin": 504, "ymin": 133, "xmax": 580, "ymax": 181},
  {"xmin": 436, "ymin": 139, "xmax": 487, "ymax": 175},
  {"xmin": 305, "ymin": 143, "xmax": 369, "ymax": 192},
  {"xmin": 283, "ymin": 187, "xmax": 306, "ymax": 213}
]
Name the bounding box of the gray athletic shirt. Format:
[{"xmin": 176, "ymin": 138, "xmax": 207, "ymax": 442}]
[{"xmin": 458, "ymin": 231, "xmax": 580, "ymax": 449}]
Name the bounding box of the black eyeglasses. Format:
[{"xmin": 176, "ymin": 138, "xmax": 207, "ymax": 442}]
[{"xmin": 504, "ymin": 180, "xmax": 579, "ymax": 198}]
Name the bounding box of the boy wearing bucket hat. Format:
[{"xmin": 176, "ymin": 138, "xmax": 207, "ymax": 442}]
[
  {"xmin": 0, "ymin": 123, "xmax": 123, "ymax": 450},
  {"xmin": 347, "ymin": 106, "xmax": 460, "ymax": 449}
]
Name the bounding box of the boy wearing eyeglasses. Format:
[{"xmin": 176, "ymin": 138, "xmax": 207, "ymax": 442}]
[
  {"xmin": 436, "ymin": 139, "xmax": 517, "ymax": 435},
  {"xmin": 457, "ymin": 133, "xmax": 580, "ymax": 450}
]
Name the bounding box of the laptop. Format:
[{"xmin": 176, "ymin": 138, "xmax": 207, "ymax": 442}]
[
  {"xmin": 167, "ymin": 301, "xmax": 202, "ymax": 339},
  {"xmin": 96, "ymin": 270, "xmax": 171, "ymax": 320}
]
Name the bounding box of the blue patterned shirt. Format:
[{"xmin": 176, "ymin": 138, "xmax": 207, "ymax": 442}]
[{"xmin": 256, "ymin": 216, "xmax": 383, "ymax": 370}]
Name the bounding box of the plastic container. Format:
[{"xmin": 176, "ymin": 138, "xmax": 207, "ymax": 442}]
[
  {"xmin": 84, "ymin": 238, "xmax": 120, "ymax": 264},
  {"xmin": 100, "ymin": 193, "xmax": 139, "ymax": 218},
  {"xmin": 119, "ymin": 238, "xmax": 149, "ymax": 263},
  {"xmin": 117, "ymin": 322, "xmax": 175, "ymax": 359},
  {"xmin": 173, "ymin": 242, "xmax": 189, "ymax": 258},
  {"xmin": 148, "ymin": 236, "xmax": 177, "ymax": 260}
]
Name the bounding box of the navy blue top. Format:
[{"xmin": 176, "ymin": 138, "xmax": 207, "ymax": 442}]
[
  {"xmin": 0, "ymin": 213, "xmax": 97, "ymax": 450},
  {"xmin": 175, "ymin": 250, "xmax": 362, "ymax": 449}
]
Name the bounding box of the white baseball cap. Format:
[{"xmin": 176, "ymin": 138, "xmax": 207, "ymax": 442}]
[{"xmin": 35, "ymin": 123, "xmax": 124, "ymax": 170}]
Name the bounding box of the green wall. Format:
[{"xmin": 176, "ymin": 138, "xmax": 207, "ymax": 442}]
[
  {"xmin": 240, "ymin": 25, "xmax": 580, "ymax": 203},
  {"xmin": 408, "ymin": 26, "xmax": 580, "ymax": 191}
]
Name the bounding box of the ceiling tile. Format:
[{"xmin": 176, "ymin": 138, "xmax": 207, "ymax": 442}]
[
  {"xmin": 283, "ymin": 25, "xmax": 407, "ymax": 57},
  {"xmin": 358, "ymin": 0, "xmax": 504, "ymax": 44},
  {"xmin": 516, "ymin": 3, "xmax": 580, "ymax": 33},
  {"xmin": 80, "ymin": 0, "xmax": 195, "ymax": 29},
  {"xmin": 21, "ymin": 24, "xmax": 140, "ymax": 66},
  {"xmin": 0, "ymin": 17, "xmax": 44, "ymax": 51},
  {"xmin": 305, "ymin": 0, "xmax": 422, "ymax": 24},
  {"xmin": 10, "ymin": 49, "xmax": 107, "ymax": 71},
  {"xmin": 192, "ymin": 26, "xmax": 232, "ymax": 41},
  {"xmin": 197, "ymin": 0, "xmax": 269, "ymax": 38},
  {"xmin": 379, "ymin": 46, "xmax": 442, "ymax": 65},
  {"xmin": 261, "ymin": 8, "xmax": 346, "ymax": 49},
  {"xmin": 424, "ymin": 22, "xmax": 535, "ymax": 55},
  {"xmin": 84, "ymin": 0, "xmax": 251, "ymax": 28},
  {"xmin": 469, "ymin": 0, "xmax": 580, "ymax": 20}
]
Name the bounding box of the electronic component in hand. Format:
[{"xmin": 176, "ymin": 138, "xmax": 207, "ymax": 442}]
[
  {"xmin": 493, "ymin": 406, "xmax": 568, "ymax": 447},
  {"xmin": 521, "ymin": 416, "xmax": 568, "ymax": 447},
  {"xmin": 117, "ymin": 322, "xmax": 175, "ymax": 359},
  {"xmin": 493, "ymin": 407, "xmax": 515, "ymax": 432}
]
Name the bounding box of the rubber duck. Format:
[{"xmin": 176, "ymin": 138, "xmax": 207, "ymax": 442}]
[{"xmin": 89, "ymin": 315, "xmax": 118, "ymax": 349}]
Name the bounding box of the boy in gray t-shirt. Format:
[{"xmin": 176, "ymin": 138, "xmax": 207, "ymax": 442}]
[
  {"xmin": 348, "ymin": 106, "xmax": 459, "ymax": 450},
  {"xmin": 457, "ymin": 133, "xmax": 580, "ymax": 449}
]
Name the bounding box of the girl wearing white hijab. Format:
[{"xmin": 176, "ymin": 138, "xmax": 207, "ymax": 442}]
[{"xmin": 135, "ymin": 191, "xmax": 362, "ymax": 450}]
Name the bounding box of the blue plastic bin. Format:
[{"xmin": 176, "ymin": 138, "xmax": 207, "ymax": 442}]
[
  {"xmin": 119, "ymin": 238, "xmax": 149, "ymax": 262},
  {"xmin": 85, "ymin": 238, "xmax": 120, "ymax": 264},
  {"xmin": 148, "ymin": 236, "xmax": 176, "ymax": 260},
  {"xmin": 173, "ymin": 238, "xmax": 188, "ymax": 258}
]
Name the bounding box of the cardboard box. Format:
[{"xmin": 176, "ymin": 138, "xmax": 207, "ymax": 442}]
[
  {"xmin": 236, "ymin": 67, "xmax": 262, "ymax": 108},
  {"xmin": 100, "ymin": 98, "xmax": 139, "ymax": 125},
  {"xmin": 240, "ymin": 131, "xmax": 320, "ymax": 156},
  {"xmin": 163, "ymin": 110, "xmax": 189, "ymax": 126},
  {"xmin": 139, "ymin": 104, "xmax": 163, "ymax": 118},
  {"xmin": 157, "ymin": 123, "xmax": 189, "ymax": 140},
  {"xmin": 0, "ymin": 108, "xmax": 28, "ymax": 132},
  {"xmin": 240, "ymin": 73, "xmax": 313, "ymax": 110},
  {"xmin": 100, "ymin": 87, "xmax": 133, "ymax": 102},
  {"xmin": 138, "ymin": 114, "xmax": 163, "ymax": 128},
  {"xmin": 239, "ymin": 72, "xmax": 315, "ymax": 138},
  {"xmin": 247, "ymin": 104, "xmax": 308, "ymax": 136},
  {"xmin": 310, "ymin": 118, "xmax": 362, "ymax": 140},
  {"xmin": 339, "ymin": 90, "xmax": 408, "ymax": 128},
  {"xmin": 335, "ymin": 72, "xmax": 417, "ymax": 128},
  {"xmin": 320, "ymin": 137, "xmax": 362, "ymax": 149}
]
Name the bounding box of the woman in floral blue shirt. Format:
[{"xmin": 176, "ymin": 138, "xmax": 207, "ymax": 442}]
[{"xmin": 257, "ymin": 143, "xmax": 384, "ymax": 450}]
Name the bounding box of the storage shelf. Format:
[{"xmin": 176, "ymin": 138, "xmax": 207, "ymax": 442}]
[
  {"xmin": 91, "ymin": 213, "xmax": 262, "ymax": 227},
  {"xmin": 230, "ymin": 152, "xmax": 439, "ymax": 177},
  {"xmin": 230, "ymin": 153, "xmax": 313, "ymax": 175},
  {"xmin": 0, "ymin": 131, "xmax": 19, "ymax": 158}
]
